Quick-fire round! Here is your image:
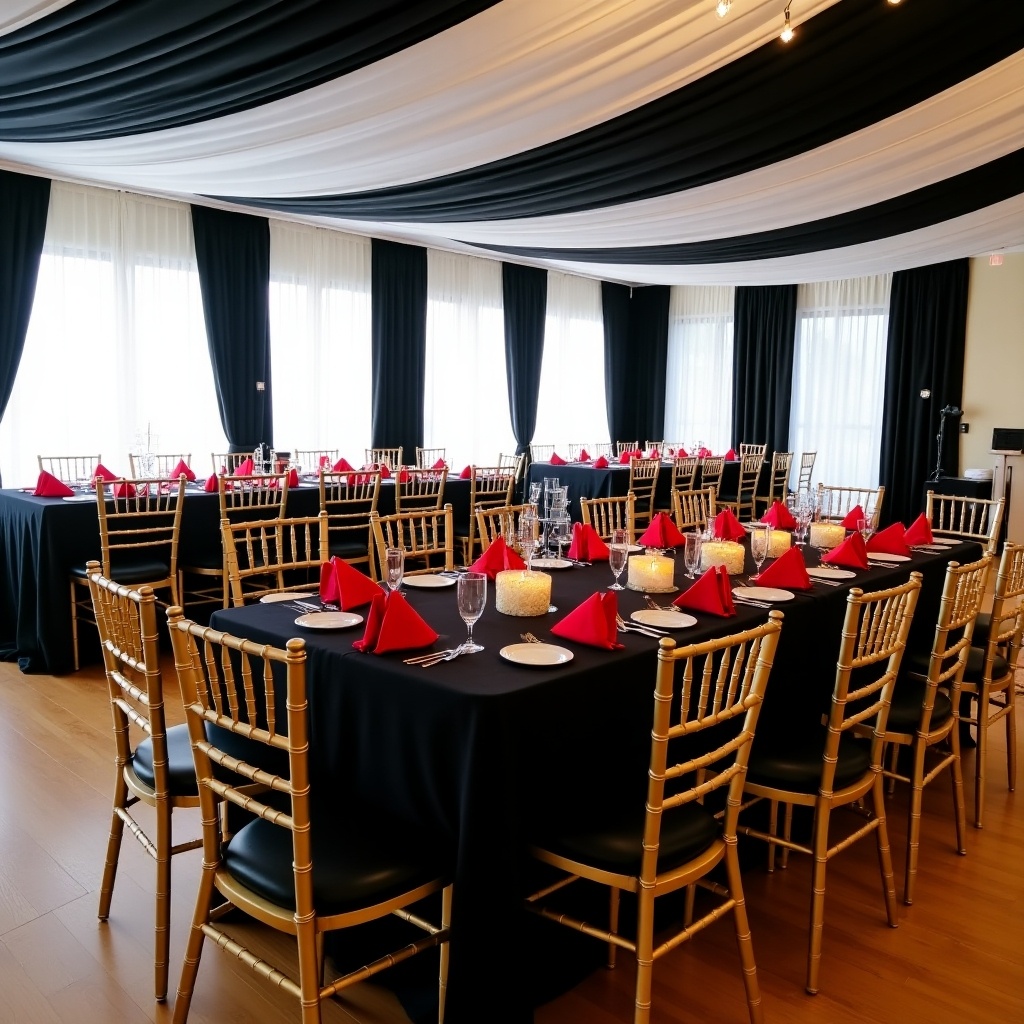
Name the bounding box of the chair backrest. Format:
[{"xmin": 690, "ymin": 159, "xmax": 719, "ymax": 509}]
[
  {"xmin": 318, "ymin": 469, "xmax": 381, "ymax": 566},
  {"xmin": 819, "ymin": 574, "xmax": 922, "ymax": 792},
  {"xmin": 797, "ymin": 451, "xmax": 816, "ymax": 492},
  {"xmin": 476, "ymin": 503, "xmax": 536, "ymax": 552},
  {"xmin": 590, "ymin": 442, "xmax": 614, "ymax": 458},
  {"xmin": 471, "ymin": 465, "xmax": 515, "ymax": 510},
  {"xmin": 628, "ymin": 456, "xmax": 660, "ymax": 494},
  {"xmin": 670, "ymin": 456, "xmax": 699, "ymax": 493},
  {"xmin": 736, "ymin": 453, "xmax": 763, "ymax": 495},
  {"xmin": 739, "ymin": 443, "xmax": 767, "ymax": 460},
  {"xmin": 87, "ymin": 565, "xmax": 170, "ymax": 797},
  {"xmin": 38, "ymin": 454, "xmax": 100, "ymax": 483},
  {"xmin": 580, "ymin": 492, "xmax": 636, "ymax": 542},
  {"xmin": 415, "ymin": 446, "xmax": 446, "ymax": 468},
  {"xmin": 292, "ymin": 449, "xmax": 339, "ymax": 472},
  {"xmin": 700, "ymin": 456, "xmax": 725, "ymax": 491},
  {"xmin": 531, "ymin": 443, "xmax": 555, "ymax": 462},
  {"xmin": 616, "ymin": 441, "xmax": 639, "ymax": 456},
  {"xmin": 366, "ymin": 447, "xmax": 403, "ymax": 471},
  {"xmin": 211, "ymin": 452, "xmax": 251, "ymax": 474},
  {"xmin": 817, "ymin": 483, "xmax": 885, "ymax": 529},
  {"xmin": 645, "ymin": 440, "xmax": 664, "ymax": 453},
  {"xmin": 925, "ymin": 491, "xmax": 1005, "ymax": 555},
  {"xmin": 976, "ymin": 542, "xmax": 1024, "ymax": 686},
  {"xmin": 641, "ymin": 614, "xmax": 783, "ymax": 886},
  {"xmin": 128, "ymin": 453, "xmax": 192, "ymax": 478},
  {"xmin": 371, "ymin": 504, "xmax": 455, "ymax": 576},
  {"xmin": 218, "ymin": 472, "xmax": 289, "ymax": 522},
  {"xmin": 673, "ymin": 486, "xmax": 717, "ymax": 532},
  {"xmin": 766, "ymin": 451, "xmax": 793, "ymax": 503},
  {"xmin": 498, "ymin": 452, "xmax": 524, "ymax": 477},
  {"xmin": 396, "ymin": 466, "xmax": 449, "ymax": 513},
  {"xmin": 222, "ymin": 512, "xmax": 329, "ymax": 606},
  {"xmin": 95, "ymin": 476, "xmax": 186, "ymax": 581}
]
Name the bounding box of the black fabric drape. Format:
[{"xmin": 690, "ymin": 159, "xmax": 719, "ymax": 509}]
[
  {"xmin": 879, "ymin": 259, "xmax": 969, "ymax": 526},
  {"xmin": 602, "ymin": 283, "xmax": 669, "ymax": 443},
  {"xmin": 371, "ymin": 239, "xmax": 427, "ymax": 456},
  {"xmin": 731, "ymin": 285, "xmax": 797, "ymax": 454},
  {"xmin": 501, "ymin": 263, "xmax": 547, "ymax": 456},
  {"xmin": 191, "ymin": 204, "xmax": 273, "ymax": 451}
]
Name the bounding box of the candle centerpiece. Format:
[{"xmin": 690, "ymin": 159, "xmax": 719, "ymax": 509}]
[
  {"xmin": 627, "ymin": 551, "xmax": 676, "ymax": 592},
  {"xmin": 809, "ymin": 522, "xmax": 847, "ymax": 550},
  {"xmin": 768, "ymin": 530, "xmax": 792, "ymax": 558},
  {"xmin": 495, "ymin": 569, "xmax": 552, "ymax": 616},
  {"xmin": 700, "ymin": 540, "xmax": 745, "ymax": 575}
]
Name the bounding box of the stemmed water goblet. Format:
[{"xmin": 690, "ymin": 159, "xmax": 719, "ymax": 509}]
[
  {"xmin": 683, "ymin": 531, "xmax": 703, "ymax": 579},
  {"xmin": 609, "ymin": 528, "xmax": 629, "ymax": 590},
  {"xmin": 518, "ymin": 510, "xmax": 538, "ymax": 571},
  {"xmin": 385, "ymin": 547, "xmax": 404, "ymax": 593},
  {"xmin": 457, "ymin": 571, "xmax": 487, "ymax": 654},
  {"xmin": 552, "ymin": 513, "xmax": 571, "ymax": 562}
]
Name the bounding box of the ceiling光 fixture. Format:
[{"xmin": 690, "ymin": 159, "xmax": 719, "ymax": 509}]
[
  {"xmin": 780, "ymin": 2, "xmax": 794, "ymax": 42},
  {"xmin": 715, "ymin": 0, "xmax": 733, "ymax": 18}
]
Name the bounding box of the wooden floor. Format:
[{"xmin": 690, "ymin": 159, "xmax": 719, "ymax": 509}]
[{"xmin": 0, "ymin": 656, "xmax": 1020, "ymax": 1024}]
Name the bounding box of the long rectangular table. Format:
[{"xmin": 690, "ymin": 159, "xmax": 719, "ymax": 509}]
[{"xmin": 208, "ymin": 537, "xmax": 977, "ymax": 1023}]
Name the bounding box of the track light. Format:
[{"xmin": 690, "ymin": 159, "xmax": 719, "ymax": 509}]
[
  {"xmin": 887, "ymin": 0, "xmax": 902, "ymax": 5},
  {"xmin": 715, "ymin": 0, "xmax": 733, "ymax": 17},
  {"xmin": 780, "ymin": 2, "xmax": 794, "ymax": 42}
]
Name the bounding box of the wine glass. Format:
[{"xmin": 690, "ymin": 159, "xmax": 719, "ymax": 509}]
[
  {"xmin": 856, "ymin": 517, "xmax": 874, "ymax": 544},
  {"xmin": 385, "ymin": 547, "xmax": 404, "ymax": 592},
  {"xmin": 750, "ymin": 525, "xmax": 771, "ymax": 579},
  {"xmin": 553, "ymin": 514, "xmax": 571, "ymax": 562},
  {"xmin": 683, "ymin": 531, "xmax": 703, "ymax": 579},
  {"xmin": 518, "ymin": 511, "xmax": 538, "ymax": 571},
  {"xmin": 609, "ymin": 528, "xmax": 629, "ymax": 590},
  {"xmin": 457, "ymin": 571, "xmax": 487, "ymax": 653},
  {"xmin": 795, "ymin": 491, "xmax": 813, "ymax": 545}
]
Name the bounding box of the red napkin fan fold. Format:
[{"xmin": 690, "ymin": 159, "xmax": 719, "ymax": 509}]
[
  {"xmin": 233, "ymin": 457, "xmax": 254, "ymax": 477},
  {"xmin": 712, "ymin": 508, "xmax": 746, "ymax": 541},
  {"xmin": 723, "ymin": 449, "xmax": 737, "ymax": 460},
  {"xmin": 697, "ymin": 447, "xmax": 712, "ymax": 458},
  {"xmin": 92, "ymin": 463, "xmax": 117, "ymax": 482},
  {"xmin": 319, "ymin": 556, "xmax": 382, "ymax": 610},
  {"xmin": 904, "ymin": 513, "xmax": 934, "ymax": 546},
  {"xmin": 753, "ymin": 546, "xmax": 812, "ymax": 590},
  {"xmin": 575, "ymin": 449, "xmax": 590, "ymax": 463},
  {"xmin": 549, "ymin": 452, "xmax": 566, "ymax": 465},
  {"xmin": 760, "ymin": 501, "xmax": 796, "ymax": 529},
  {"xmin": 672, "ymin": 566, "xmax": 736, "ymax": 617},
  {"xmin": 286, "ymin": 468, "xmax": 299, "ymax": 488},
  {"xmin": 840, "ymin": 504, "xmax": 866, "ymax": 529},
  {"xmin": 675, "ymin": 448, "xmax": 688, "ymax": 458},
  {"xmin": 638, "ymin": 511, "xmax": 685, "ymax": 549},
  {"xmin": 332, "ymin": 457, "xmax": 354, "ymax": 472},
  {"xmin": 567, "ymin": 522, "xmax": 610, "ymax": 561},
  {"xmin": 204, "ymin": 473, "xmax": 220, "ymax": 492},
  {"xmin": 550, "ymin": 591, "xmax": 623, "ymax": 650},
  {"xmin": 378, "ymin": 463, "xmax": 392, "ymax": 480},
  {"xmin": 113, "ymin": 480, "xmax": 136, "ymax": 498},
  {"xmin": 867, "ymin": 523, "xmax": 912, "ymax": 556},
  {"xmin": 33, "ymin": 470, "xmax": 75, "ymax": 497},
  {"xmin": 593, "ymin": 455, "xmax": 609, "ymax": 469},
  {"xmin": 169, "ymin": 459, "xmax": 195, "ymax": 482},
  {"xmin": 460, "ymin": 465, "xmax": 472, "ymax": 479},
  {"xmin": 432, "ymin": 458, "xmax": 448, "ymax": 470},
  {"xmin": 469, "ymin": 536, "xmax": 526, "ymax": 579},
  {"xmin": 821, "ymin": 532, "xmax": 869, "ymax": 569},
  {"xmin": 352, "ymin": 590, "xmax": 439, "ymax": 654},
  {"xmin": 647, "ymin": 447, "xmax": 661, "ymax": 460}
]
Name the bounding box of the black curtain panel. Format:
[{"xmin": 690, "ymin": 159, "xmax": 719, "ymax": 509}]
[
  {"xmin": 601, "ymin": 282, "xmax": 631, "ymax": 443},
  {"xmin": 731, "ymin": 285, "xmax": 797, "ymax": 454},
  {"xmin": 191, "ymin": 204, "xmax": 273, "ymax": 451},
  {"xmin": 879, "ymin": 259, "xmax": 969, "ymax": 526},
  {"xmin": 502, "ymin": 262, "xmax": 547, "ymax": 456},
  {"xmin": 371, "ymin": 239, "xmax": 427, "ymax": 456}
]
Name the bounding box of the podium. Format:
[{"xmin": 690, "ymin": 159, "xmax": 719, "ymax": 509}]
[{"xmin": 992, "ymin": 451, "xmax": 1024, "ymax": 544}]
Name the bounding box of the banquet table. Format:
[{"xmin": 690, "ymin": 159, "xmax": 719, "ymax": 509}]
[
  {"xmin": 207, "ymin": 536, "xmax": 978, "ymax": 1024},
  {"xmin": 0, "ymin": 478, "xmax": 473, "ymax": 674}
]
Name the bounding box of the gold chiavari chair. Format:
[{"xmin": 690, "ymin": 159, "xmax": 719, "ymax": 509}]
[
  {"xmin": 87, "ymin": 567, "xmax": 201, "ymax": 1001},
  {"xmin": 178, "ymin": 472, "xmax": 289, "ymax": 612},
  {"xmin": 699, "ymin": 455, "xmax": 725, "ymax": 496},
  {"xmin": 292, "ymin": 448, "xmax": 340, "ymax": 472},
  {"xmin": 566, "ymin": 443, "xmax": 590, "ymax": 460},
  {"xmin": 319, "ymin": 468, "xmax": 381, "ymax": 579},
  {"xmin": 580, "ymin": 492, "xmax": 636, "ymax": 543},
  {"xmin": 658, "ymin": 454, "xmax": 699, "ymax": 512},
  {"xmin": 644, "ymin": 439, "xmax": 664, "ymax": 453},
  {"xmin": 396, "ymin": 466, "xmax": 449, "ymax": 513},
  {"xmin": 366, "ymin": 446, "xmax": 403, "ymax": 471},
  {"xmin": 371, "ymin": 504, "xmax": 455, "ymax": 577},
  {"xmin": 628, "ymin": 456, "xmax": 660, "ymax": 528},
  {"xmin": 816, "ymin": 483, "xmax": 885, "ymax": 530},
  {"xmin": 797, "ymin": 451, "xmax": 816, "ymax": 492},
  {"xmin": 222, "ymin": 512, "xmax": 329, "ymax": 606},
  {"xmin": 720, "ymin": 453, "xmax": 763, "ymax": 521},
  {"xmin": 462, "ymin": 465, "xmax": 515, "ymax": 562},
  {"xmin": 38, "ymin": 453, "xmax": 101, "ymax": 483},
  {"xmin": 210, "ymin": 451, "xmax": 251, "ymax": 474},
  {"xmin": 128, "ymin": 453, "xmax": 192, "ymax": 478},
  {"xmin": 925, "ymin": 490, "xmax": 1006, "ymax": 555},
  {"xmin": 739, "ymin": 442, "xmax": 767, "ymax": 461},
  {"xmin": 475, "ymin": 503, "xmax": 536, "ymax": 553},
  {"xmin": 416, "ymin": 446, "xmax": 447, "ymax": 468},
  {"xmin": 959, "ymin": 541, "xmax": 1023, "ymax": 827},
  {"xmin": 878, "ymin": 555, "xmax": 989, "ymax": 903},
  {"xmin": 590, "ymin": 442, "xmax": 615, "ymax": 458},
  {"xmin": 165, "ymin": 611, "xmax": 452, "ymax": 1024},
  {"xmin": 755, "ymin": 451, "xmax": 793, "ymax": 517},
  {"xmin": 530, "ymin": 443, "xmax": 556, "ymax": 462},
  {"xmin": 70, "ymin": 476, "xmax": 186, "ymax": 671},
  {"xmin": 672, "ymin": 486, "xmax": 717, "ymax": 533},
  {"xmin": 739, "ymin": 574, "xmax": 922, "ymax": 995},
  {"xmin": 526, "ymin": 614, "xmax": 784, "ymax": 1024},
  {"xmin": 616, "ymin": 441, "xmax": 639, "ymax": 456}
]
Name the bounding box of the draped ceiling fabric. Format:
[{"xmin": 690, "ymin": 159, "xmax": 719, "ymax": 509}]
[{"xmin": 0, "ymin": 0, "xmax": 1020, "ymax": 287}]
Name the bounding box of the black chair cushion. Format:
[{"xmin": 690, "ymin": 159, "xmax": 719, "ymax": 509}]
[
  {"xmin": 746, "ymin": 732, "xmax": 872, "ymax": 795},
  {"xmin": 223, "ymin": 807, "xmax": 446, "ymax": 916},
  {"xmin": 536, "ymin": 802, "xmax": 719, "ymax": 877},
  {"xmin": 72, "ymin": 557, "xmax": 171, "ymax": 583},
  {"xmin": 180, "ymin": 549, "xmax": 222, "ymax": 571},
  {"xmin": 963, "ymin": 645, "xmax": 1009, "ymax": 684},
  {"xmin": 974, "ymin": 612, "xmax": 991, "ymax": 638},
  {"xmin": 886, "ymin": 678, "xmax": 953, "ymax": 734},
  {"xmin": 328, "ymin": 538, "xmax": 371, "ymax": 561},
  {"xmin": 131, "ymin": 723, "xmax": 199, "ymax": 797}
]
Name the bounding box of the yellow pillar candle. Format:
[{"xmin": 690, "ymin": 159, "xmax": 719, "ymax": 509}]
[
  {"xmin": 768, "ymin": 530, "xmax": 792, "ymax": 557},
  {"xmin": 700, "ymin": 541, "xmax": 745, "ymax": 575},
  {"xmin": 627, "ymin": 552, "xmax": 676, "ymax": 592},
  {"xmin": 495, "ymin": 569, "xmax": 552, "ymax": 616},
  {"xmin": 809, "ymin": 522, "xmax": 847, "ymax": 550}
]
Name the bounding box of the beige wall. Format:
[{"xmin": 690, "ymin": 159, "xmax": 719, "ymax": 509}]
[{"xmin": 959, "ymin": 253, "xmax": 1024, "ymax": 472}]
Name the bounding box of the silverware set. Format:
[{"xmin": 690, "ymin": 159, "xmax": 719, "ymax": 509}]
[
  {"xmin": 731, "ymin": 596, "xmax": 773, "ymax": 609},
  {"xmin": 403, "ymin": 643, "xmax": 470, "ymax": 667},
  {"xmin": 614, "ymin": 613, "xmax": 669, "ymax": 638}
]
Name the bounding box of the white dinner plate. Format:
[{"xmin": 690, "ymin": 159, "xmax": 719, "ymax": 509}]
[
  {"xmin": 631, "ymin": 609, "xmax": 697, "ymax": 629},
  {"xmin": 62, "ymin": 493, "xmax": 96, "ymax": 502},
  {"xmin": 927, "ymin": 538, "xmax": 960, "ymax": 547},
  {"xmin": 294, "ymin": 611, "xmax": 364, "ymax": 630},
  {"xmin": 500, "ymin": 643, "xmax": 574, "ymax": 667},
  {"xmin": 867, "ymin": 552, "xmax": 912, "ymax": 562},
  {"xmin": 403, "ymin": 574, "xmax": 456, "ymax": 588},
  {"xmin": 530, "ymin": 557, "xmax": 573, "ymax": 570},
  {"xmin": 807, "ymin": 567, "xmax": 857, "ymax": 580},
  {"xmin": 260, "ymin": 591, "xmax": 314, "ymax": 604},
  {"xmin": 732, "ymin": 586, "xmax": 795, "ymax": 602},
  {"xmin": 626, "ymin": 544, "xmax": 644, "ymax": 553}
]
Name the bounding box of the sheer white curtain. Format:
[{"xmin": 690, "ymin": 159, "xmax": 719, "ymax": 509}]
[
  {"xmin": 423, "ymin": 250, "xmax": 514, "ymax": 467},
  {"xmin": 268, "ymin": 222, "xmax": 372, "ymax": 464},
  {"xmin": 534, "ymin": 271, "xmax": 608, "ymax": 448},
  {"xmin": 663, "ymin": 285, "xmax": 734, "ymax": 453},
  {"xmin": 789, "ymin": 274, "xmax": 891, "ymax": 489},
  {"xmin": 0, "ymin": 182, "xmax": 223, "ymax": 487}
]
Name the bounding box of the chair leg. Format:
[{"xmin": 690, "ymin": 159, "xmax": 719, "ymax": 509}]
[
  {"xmin": 633, "ymin": 887, "xmax": 656, "ymax": 1024},
  {"xmin": 724, "ymin": 837, "xmax": 764, "ymax": 1024},
  {"xmin": 886, "ymin": 741, "xmax": 899, "ymax": 797},
  {"xmin": 903, "ymin": 740, "xmax": 927, "ymax": 906},
  {"xmin": 766, "ymin": 800, "xmax": 778, "ymax": 873},
  {"xmin": 871, "ymin": 776, "xmax": 899, "ymax": 929},
  {"xmin": 70, "ymin": 579, "xmax": 81, "ymax": 672},
  {"xmin": 295, "ymin": 910, "xmax": 322, "ymax": 1024},
  {"xmin": 1006, "ymin": 686, "xmax": 1017, "ymax": 794},
  {"xmin": 155, "ymin": 800, "xmax": 172, "ymax": 1001},
  {"xmin": 438, "ymin": 884, "xmax": 452, "ymax": 1024},
  {"xmin": 172, "ymin": 865, "xmax": 217, "ymax": 1024},
  {"xmin": 974, "ymin": 688, "xmax": 988, "ymax": 829},
  {"xmin": 780, "ymin": 803, "xmax": 794, "ymax": 870},
  {"xmin": 98, "ymin": 774, "xmax": 128, "ymax": 922},
  {"xmin": 805, "ymin": 803, "xmax": 831, "ymax": 995},
  {"xmin": 949, "ymin": 723, "xmax": 967, "ymax": 858}
]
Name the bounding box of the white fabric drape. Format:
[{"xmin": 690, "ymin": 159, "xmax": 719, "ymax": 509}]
[
  {"xmin": 789, "ymin": 274, "xmax": 892, "ymax": 490},
  {"xmin": 423, "ymin": 250, "xmax": 514, "ymax": 468},
  {"xmin": 663, "ymin": 285, "xmax": 734, "ymax": 454},
  {"xmin": 0, "ymin": 181, "xmax": 223, "ymax": 487},
  {"xmin": 533, "ymin": 271, "xmax": 609, "ymax": 449},
  {"xmin": 268, "ymin": 222, "xmax": 372, "ymax": 464}
]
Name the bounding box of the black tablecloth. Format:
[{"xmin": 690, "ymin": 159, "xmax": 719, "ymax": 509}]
[
  {"xmin": 0, "ymin": 479, "xmax": 473, "ymax": 674},
  {"xmin": 209, "ymin": 537, "xmax": 977, "ymax": 1023}
]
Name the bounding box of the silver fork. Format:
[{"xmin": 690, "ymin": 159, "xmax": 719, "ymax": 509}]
[
  {"xmin": 643, "ymin": 595, "xmax": 681, "ymax": 613},
  {"xmin": 416, "ymin": 643, "xmax": 469, "ymax": 668},
  {"xmin": 615, "ymin": 613, "xmax": 668, "ymax": 638}
]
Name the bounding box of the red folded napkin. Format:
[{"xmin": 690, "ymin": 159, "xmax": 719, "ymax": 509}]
[
  {"xmin": 821, "ymin": 532, "xmax": 869, "ymax": 569},
  {"xmin": 469, "ymin": 535, "xmax": 526, "ymax": 579},
  {"xmin": 712, "ymin": 508, "xmax": 745, "ymax": 541},
  {"xmin": 647, "ymin": 447, "xmax": 661, "ymax": 460},
  {"xmin": 575, "ymin": 449, "xmax": 590, "ymax": 463},
  {"xmin": 397, "ymin": 467, "xmax": 410, "ymax": 482},
  {"xmin": 675, "ymin": 447, "xmax": 688, "ymax": 458},
  {"xmin": 319, "ymin": 556, "xmax": 381, "ymax": 610},
  {"xmin": 286, "ymin": 468, "xmax": 299, "ymax": 488},
  {"xmin": 752, "ymin": 546, "xmax": 811, "ymax": 590},
  {"xmin": 867, "ymin": 522, "xmax": 912, "ymax": 556},
  {"xmin": 761, "ymin": 500, "xmax": 796, "ymax": 529},
  {"xmin": 566, "ymin": 522, "xmax": 610, "ymax": 561},
  {"xmin": 549, "ymin": 452, "xmax": 566, "ymax": 465},
  {"xmin": 673, "ymin": 566, "xmax": 736, "ymax": 617},
  {"xmin": 204, "ymin": 473, "xmax": 219, "ymax": 492},
  {"xmin": 550, "ymin": 591, "xmax": 624, "ymax": 650},
  {"xmin": 377, "ymin": 463, "xmax": 392, "ymax": 480},
  {"xmin": 332, "ymin": 457, "xmax": 354, "ymax": 472},
  {"xmin": 593, "ymin": 455, "xmax": 609, "ymax": 469},
  {"xmin": 723, "ymin": 449, "xmax": 737, "ymax": 460},
  {"xmin": 460, "ymin": 465, "xmax": 472, "ymax": 479},
  {"xmin": 904, "ymin": 513, "xmax": 934, "ymax": 546},
  {"xmin": 618, "ymin": 450, "xmax": 631, "ymax": 464},
  {"xmin": 92, "ymin": 463, "xmax": 116, "ymax": 482},
  {"xmin": 233, "ymin": 457, "xmax": 254, "ymax": 477},
  {"xmin": 432, "ymin": 458, "xmax": 448, "ymax": 470},
  {"xmin": 114, "ymin": 480, "xmax": 136, "ymax": 498},
  {"xmin": 638, "ymin": 511, "xmax": 685, "ymax": 549},
  {"xmin": 352, "ymin": 589, "xmax": 439, "ymax": 655},
  {"xmin": 168, "ymin": 459, "xmax": 195, "ymax": 482},
  {"xmin": 33, "ymin": 470, "xmax": 75, "ymax": 497},
  {"xmin": 840, "ymin": 504, "xmax": 866, "ymax": 529},
  {"xmin": 697, "ymin": 447, "xmax": 712, "ymax": 458}
]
